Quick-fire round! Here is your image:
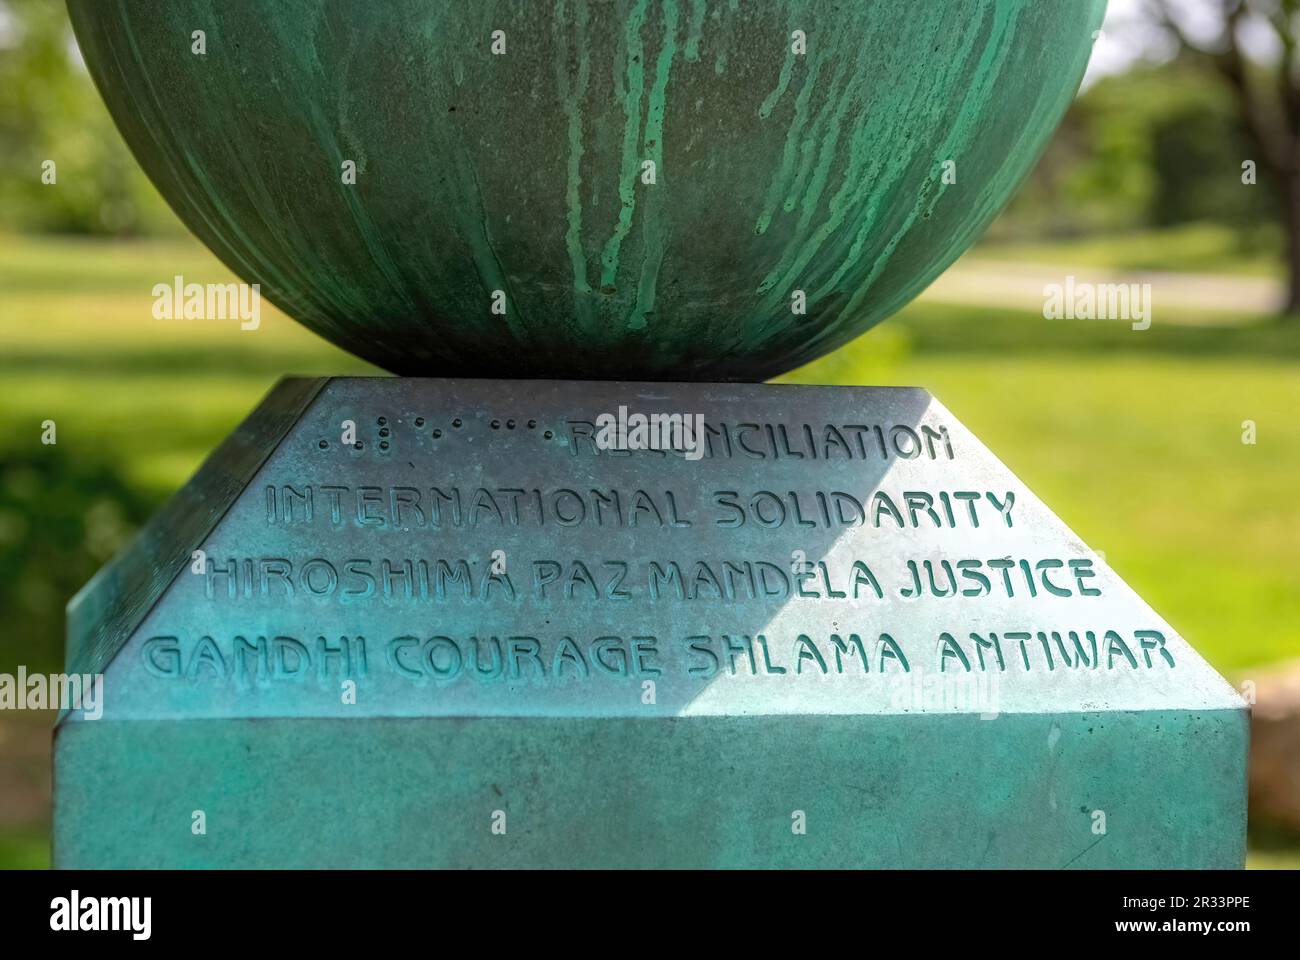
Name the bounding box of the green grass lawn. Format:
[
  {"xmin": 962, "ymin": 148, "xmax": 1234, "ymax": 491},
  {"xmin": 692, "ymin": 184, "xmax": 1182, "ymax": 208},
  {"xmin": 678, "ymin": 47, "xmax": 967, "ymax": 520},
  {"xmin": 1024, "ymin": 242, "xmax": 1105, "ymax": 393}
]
[{"xmin": 2, "ymin": 231, "xmax": 1297, "ymax": 868}]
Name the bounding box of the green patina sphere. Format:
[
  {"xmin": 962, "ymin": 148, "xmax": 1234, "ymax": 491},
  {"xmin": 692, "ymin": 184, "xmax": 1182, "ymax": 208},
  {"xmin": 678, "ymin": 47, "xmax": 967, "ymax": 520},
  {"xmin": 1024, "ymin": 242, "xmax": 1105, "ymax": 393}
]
[{"xmin": 68, "ymin": 0, "xmax": 1104, "ymax": 380}]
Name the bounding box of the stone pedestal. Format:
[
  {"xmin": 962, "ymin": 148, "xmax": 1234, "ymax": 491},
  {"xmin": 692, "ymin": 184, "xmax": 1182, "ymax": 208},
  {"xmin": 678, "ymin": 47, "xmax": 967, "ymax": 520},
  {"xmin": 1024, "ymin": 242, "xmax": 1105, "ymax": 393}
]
[{"xmin": 54, "ymin": 378, "xmax": 1247, "ymax": 867}]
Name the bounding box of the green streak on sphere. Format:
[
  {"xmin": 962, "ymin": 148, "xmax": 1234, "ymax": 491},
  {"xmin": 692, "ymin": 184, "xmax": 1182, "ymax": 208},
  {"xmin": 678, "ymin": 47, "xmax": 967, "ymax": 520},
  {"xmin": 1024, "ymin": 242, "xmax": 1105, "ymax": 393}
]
[{"xmin": 68, "ymin": 0, "xmax": 1105, "ymax": 380}]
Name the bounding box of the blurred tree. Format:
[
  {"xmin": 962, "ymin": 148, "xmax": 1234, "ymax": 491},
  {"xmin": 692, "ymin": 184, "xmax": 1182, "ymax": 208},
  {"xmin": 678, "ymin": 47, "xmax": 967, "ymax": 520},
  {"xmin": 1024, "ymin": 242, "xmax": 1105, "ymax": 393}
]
[
  {"xmin": 0, "ymin": 0, "xmax": 175, "ymax": 235},
  {"xmin": 1148, "ymin": 0, "xmax": 1300, "ymax": 313},
  {"xmin": 999, "ymin": 60, "xmax": 1276, "ymax": 241}
]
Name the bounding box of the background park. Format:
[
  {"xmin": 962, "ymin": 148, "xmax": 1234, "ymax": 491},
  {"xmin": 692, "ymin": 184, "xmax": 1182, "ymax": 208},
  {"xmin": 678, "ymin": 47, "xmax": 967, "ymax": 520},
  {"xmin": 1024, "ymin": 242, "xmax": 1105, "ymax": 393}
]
[{"xmin": 1, "ymin": 0, "xmax": 1298, "ymax": 867}]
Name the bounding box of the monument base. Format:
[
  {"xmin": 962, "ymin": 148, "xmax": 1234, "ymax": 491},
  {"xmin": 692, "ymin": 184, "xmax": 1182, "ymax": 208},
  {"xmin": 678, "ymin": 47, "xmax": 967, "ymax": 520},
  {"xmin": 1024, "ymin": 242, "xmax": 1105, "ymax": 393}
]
[{"xmin": 54, "ymin": 378, "xmax": 1247, "ymax": 868}]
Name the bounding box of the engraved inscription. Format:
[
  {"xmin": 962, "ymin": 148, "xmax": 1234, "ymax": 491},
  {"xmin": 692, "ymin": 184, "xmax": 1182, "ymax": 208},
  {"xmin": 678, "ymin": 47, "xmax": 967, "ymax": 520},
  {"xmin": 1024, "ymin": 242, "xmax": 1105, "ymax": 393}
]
[
  {"xmin": 141, "ymin": 388, "xmax": 1176, "ymax": 709},
  {"xmin": 140, "ymin": 627, "xmax": 1175, "ymax": 688},
  {"xmin": 263, "ymin": 485, "xmax": 1014, "ymax": 531},
  {"xmin": 195, "ymin": 555, "xmax": 1102, "ymax": 604}
]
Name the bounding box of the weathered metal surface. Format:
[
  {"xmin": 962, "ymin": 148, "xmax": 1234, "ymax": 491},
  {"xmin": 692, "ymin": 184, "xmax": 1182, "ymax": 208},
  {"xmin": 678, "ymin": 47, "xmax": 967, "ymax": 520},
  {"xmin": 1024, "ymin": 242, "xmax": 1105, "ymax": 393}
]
[
  {"xmin": 66, "ymin": 0, "xmax": 1104, "ymax": 380},
  {"xmin": 55, "ymin": 378, "xmax": 1247, "ymax": 867}
]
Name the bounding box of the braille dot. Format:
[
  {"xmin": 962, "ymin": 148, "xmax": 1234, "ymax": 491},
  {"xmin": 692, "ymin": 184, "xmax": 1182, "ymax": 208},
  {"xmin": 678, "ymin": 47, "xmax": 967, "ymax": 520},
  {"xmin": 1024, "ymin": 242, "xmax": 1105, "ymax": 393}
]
[
  {"xmin": 506, "ymin": 419, "xmax": 516, "ymax": 429},
  {"xmin": 452, "ymin": 418, "xmax": 463, "ymax": 428},
  {"xmin": 377, "ymin": 417, "xmax": 387, "ymax": 426},
  {"xmin": 543, "ymin": 430, "xmax": 554, "ymax": 439},
  {"xmin": 355, "ymin": 441, "xmax": 364, "ymax": 450},
  {"xmin": 379, "ymin": 441, "xmax": 389, "ymax": 451},
  {"xmin": 527, "ymin": 419, "xmax": 537, "ymax": 429},
  {"xmin": 490, "ymin": 419, "xmax": 501, "ymax": 429},
  {"xmin": 415, "ymin": 417, "xmax": 425, "ymax": 427},
  {"xmin": 318, "ymin": 439, "xmax": 329, "ymax": 449}
]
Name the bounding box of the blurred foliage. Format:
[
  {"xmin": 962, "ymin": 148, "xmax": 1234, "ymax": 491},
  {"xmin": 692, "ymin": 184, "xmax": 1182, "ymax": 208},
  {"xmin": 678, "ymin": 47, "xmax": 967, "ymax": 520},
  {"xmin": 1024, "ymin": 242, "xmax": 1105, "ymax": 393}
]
[
  {"xmin": 0, "ymin": 446, "xmax": 154, "ymax": 676},
  {"xmin": 0, "ymin": 0, "xmax": 175, "ymax": 235},
  {"xmin": 995, "ymin": 63, "xmax": 1279, "ymax": 241}
]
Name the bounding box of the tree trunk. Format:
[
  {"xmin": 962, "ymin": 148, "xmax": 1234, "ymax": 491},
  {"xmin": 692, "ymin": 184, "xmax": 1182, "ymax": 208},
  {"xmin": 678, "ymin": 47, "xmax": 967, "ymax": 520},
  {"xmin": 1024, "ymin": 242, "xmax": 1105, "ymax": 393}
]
[{"xmin": 1285, "ymin": 177, "xmax": 1300, "ymax": 315}]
